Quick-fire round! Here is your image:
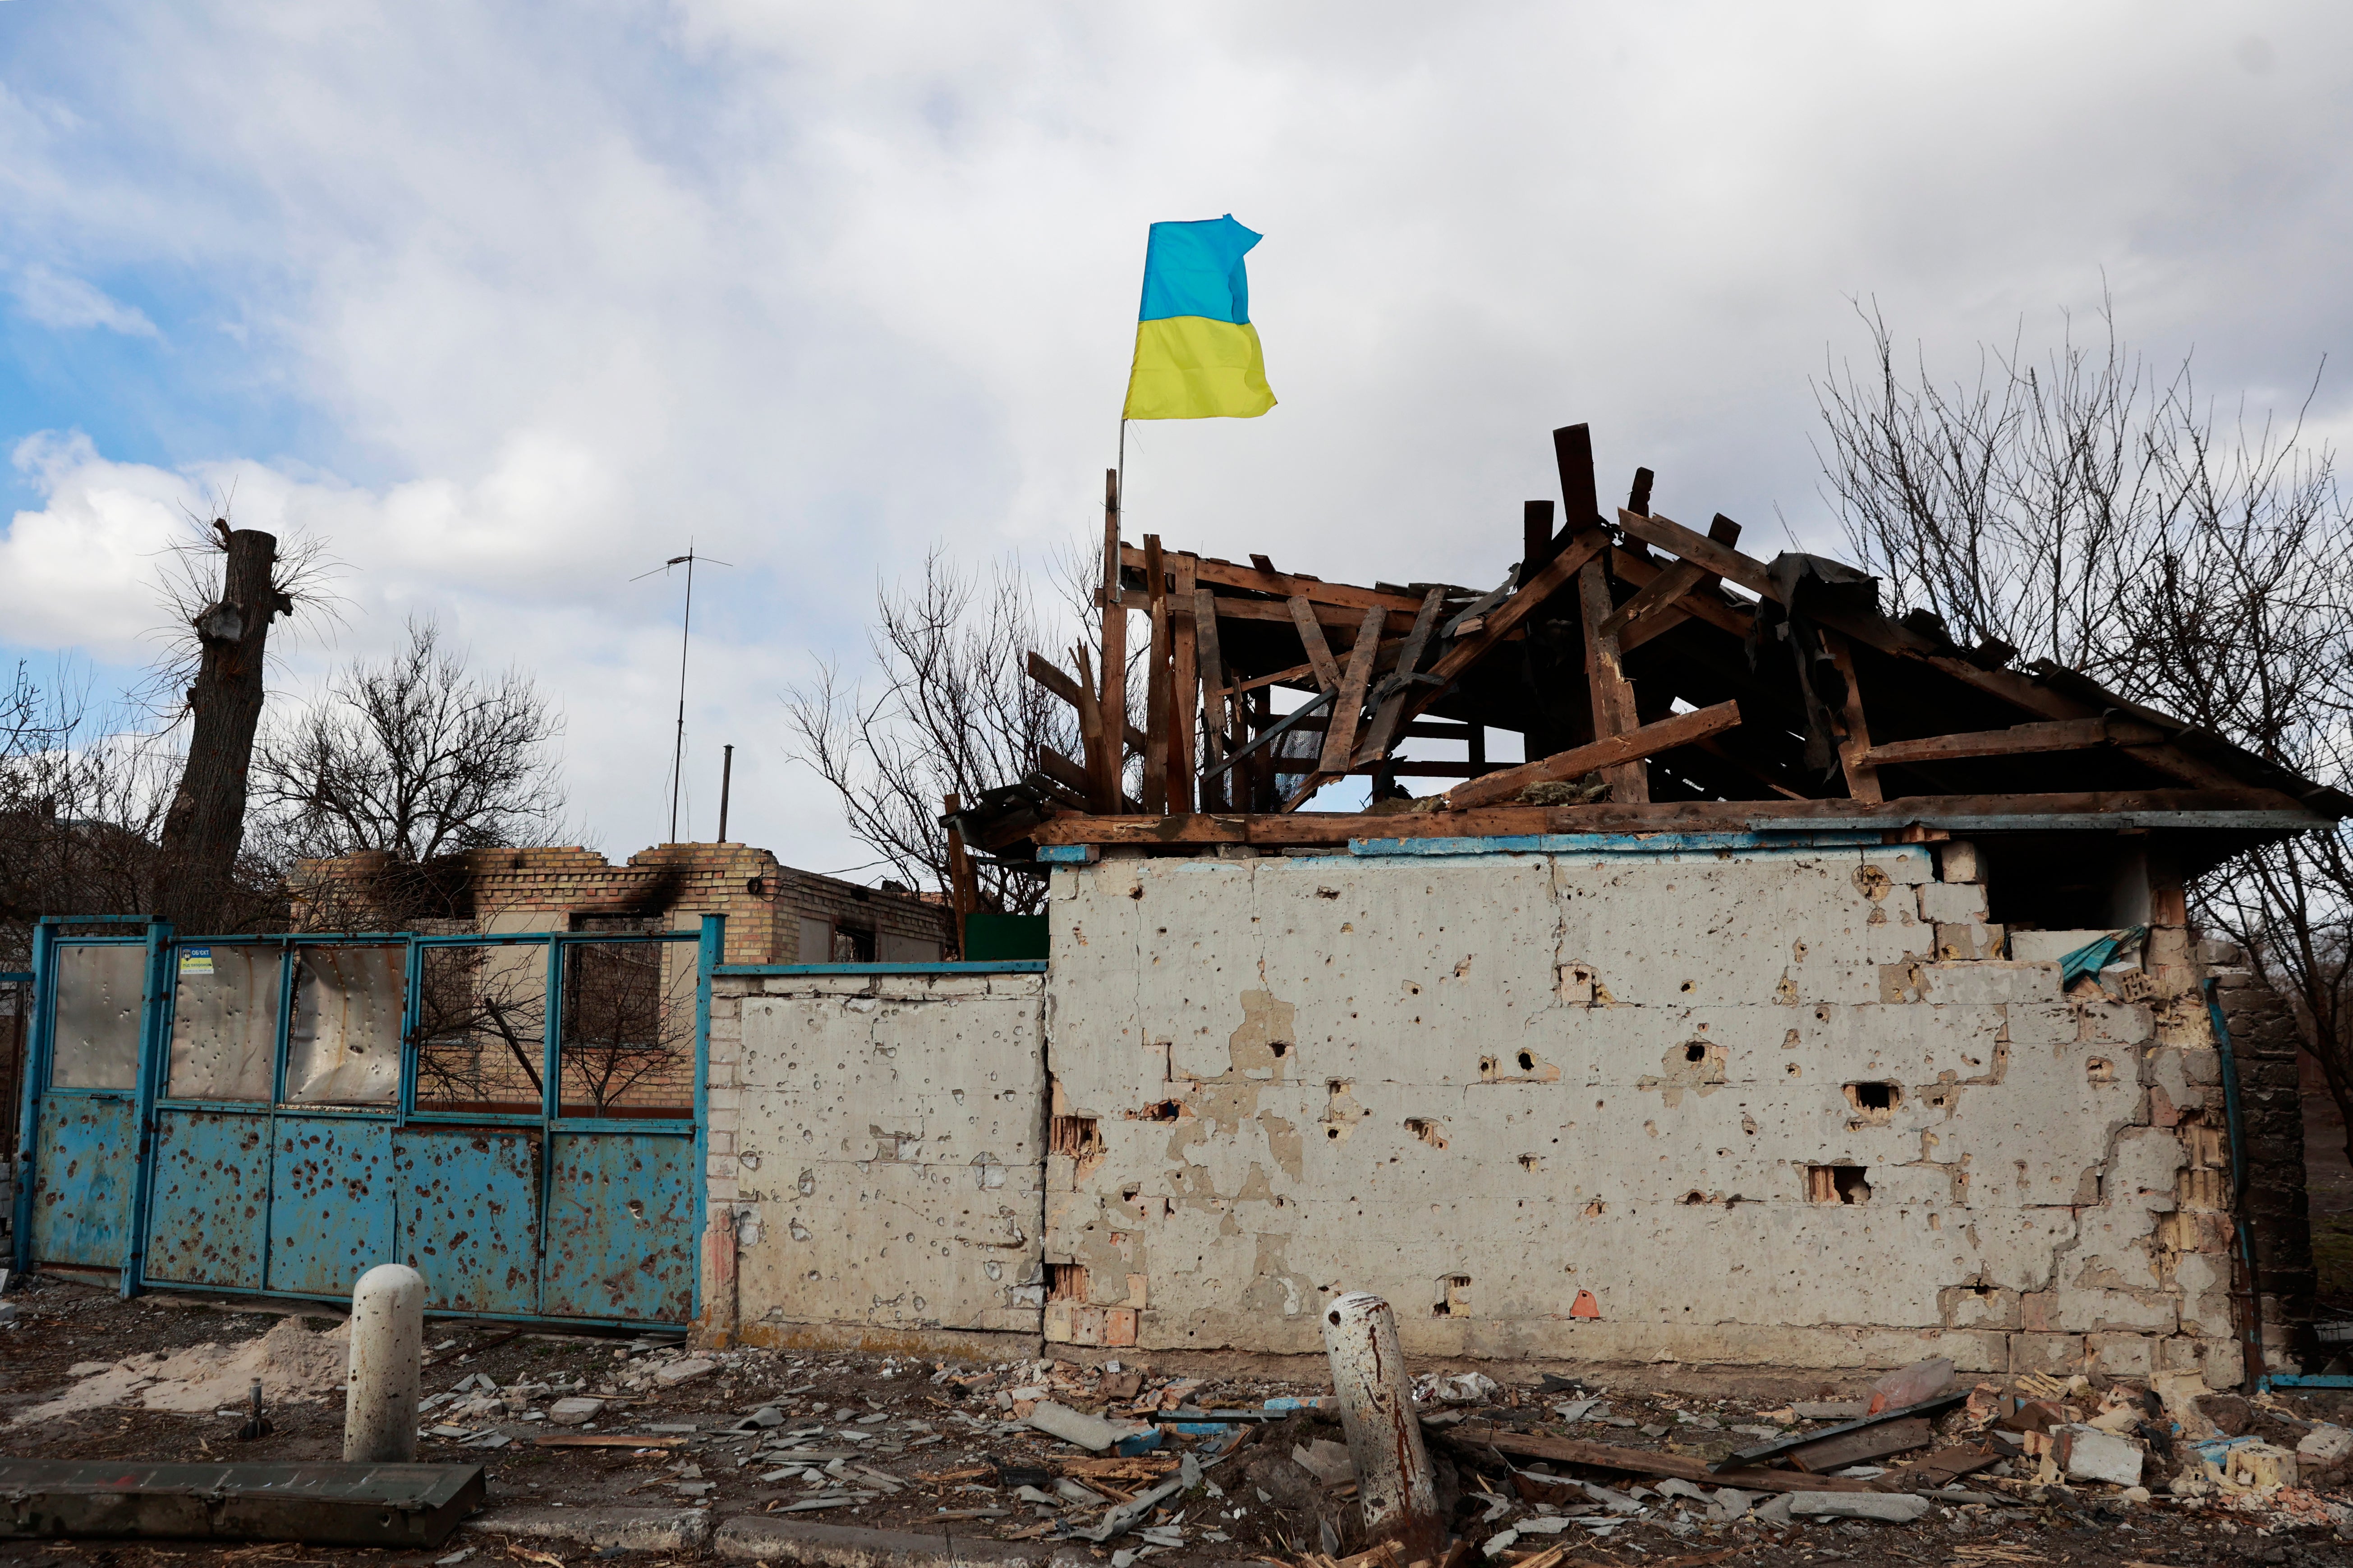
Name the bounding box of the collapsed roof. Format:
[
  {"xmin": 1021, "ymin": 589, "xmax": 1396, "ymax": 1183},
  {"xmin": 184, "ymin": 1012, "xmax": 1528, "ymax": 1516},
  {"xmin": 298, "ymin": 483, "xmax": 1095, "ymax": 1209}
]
[{"xmin": 963, "ymin": 423, "xmax": 2344, "ymax": 882}]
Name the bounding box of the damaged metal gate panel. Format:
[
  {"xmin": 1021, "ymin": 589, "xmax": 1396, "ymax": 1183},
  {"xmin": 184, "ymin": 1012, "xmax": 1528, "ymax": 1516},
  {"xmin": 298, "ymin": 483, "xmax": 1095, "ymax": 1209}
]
[
  {"xmin": 731, "ymin": 971, "xmax": 1047, "ymax": 1336},
  {"xmin": 29, "ymin": 1095, "xmax": 135, "ymax": 1270},
  {"xmin": 541, "ymin": 1132, "xmax": 694, "ymax": 1322},
  {"xmin": 267, "ymin": 1116, "xmax": 395, "ymax": 1297},
  {"xmin": 144, "ymin": 1110, "xmax": 269, "ymax": 1289},
  {"xmin": 394, "ymin": 1128, "xmax": 542, "ymax": 1316}
]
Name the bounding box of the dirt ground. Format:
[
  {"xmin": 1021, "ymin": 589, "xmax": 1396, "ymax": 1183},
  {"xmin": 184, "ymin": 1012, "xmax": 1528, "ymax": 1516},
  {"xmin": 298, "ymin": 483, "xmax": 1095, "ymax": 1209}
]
[{"xmin": 4, "ymin": 1274, "xmax": 2353, "ymax": 1568}]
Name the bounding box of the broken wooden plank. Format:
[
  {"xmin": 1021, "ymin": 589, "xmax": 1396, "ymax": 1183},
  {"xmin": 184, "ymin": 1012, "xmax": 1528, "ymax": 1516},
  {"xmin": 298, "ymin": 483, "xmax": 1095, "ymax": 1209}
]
[
  {"xmin": 1783, "ymin": 1415, "xmax": 1932, "ymax": 1472},
  {"xmin": 1351, "ymin": 587, "xmax": 1448, "ymax": 768},
  {"xmin": 1612, "ymin": 514, "xmax": 1746, "ymax": 654},
  {"xmin": 532, "ymin": 1433, "xmax": 689, "ymax": 1448},
  {"xmin": 1612, "ymin": 503, "xmax": 2252, "ymax": 795},
  {"xmin": 1195, "ymin": 588, "xmax": 1229, "ymax": 812},
  {"xmin": 1036, "ymin": 744, "xmax": 1094, "ymax": 799},
  {"xmin": 1319, "ymin": 605, "xmax": 1387, "ymax": 774},
  {"xmin": 1824, "ymin": 630, "xmax": 1883, "ymax": 804},
  {"xmin": 1869, "ymin": 1444, "xmax": 2001, "ymax": 1492},
  {"xmin": 1171, "ymin": 552, "xmax": 1198, "ymax": 814},
  {"xmin": 1141, "ymin": 536, "xmax": 1172, "ymax": 815},
  {"xmin": 1289, "ymin": 596, "xmax": 1344, "ymax": 689},
  {"xmin": 1419, "ymin": 529, "xmax": 1608, "ymax": 692},
  {"xmin": 0, "ymin": 1461, "xmax": 487, "ymax": 1546},
  {"xmin": 1598, "ymin": 558, "xmax": 1708, "ymax": 641},
  {"xmin": 1028, "ymin": 650, "xmax": 1146, "ymax": 753},
  {"xmin": 1123, "ymin": 543, "xmax": 1428, "ymax": 615},
  {"xmin": 1577, "ymin": 555, "xmax": 1647, "ymax": 802},
  {"xmin": 1863, "ymin": 716, "xmax": 2163, "ymax": 769},
  {"xmin": 1438, "ymin": 1425, "xmax": 1879, "ymax": 1495},
  {"xmin": 1098, "ymin": 469, "xmax": 1128, "ymax": 817},
  {"xmin": 1443, "ymin": 703, "xmax": 1742, "ymax": 811}
]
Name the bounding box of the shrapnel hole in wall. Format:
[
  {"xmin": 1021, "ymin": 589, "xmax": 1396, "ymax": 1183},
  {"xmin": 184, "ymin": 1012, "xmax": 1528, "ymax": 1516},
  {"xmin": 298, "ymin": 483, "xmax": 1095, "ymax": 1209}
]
[
  {"xmin": 1047, "ymin": 1263, "xmax": 1090, "ymax": 1301},
  {"xmin": 1807, "ymin": 1165, "xmax": 1872, "ymax": 1204},
  {"xmin": 1432, "ymin": 1275, "xmax": 1471, "ymax": 1316},
  {"xmin": 1843, "ymin": 1082, "xmax": 1901, "ymax": 1123},
  {"xmin": 1049, "ymin": 1114, "xmax": 1103, "ymax": 1156}
]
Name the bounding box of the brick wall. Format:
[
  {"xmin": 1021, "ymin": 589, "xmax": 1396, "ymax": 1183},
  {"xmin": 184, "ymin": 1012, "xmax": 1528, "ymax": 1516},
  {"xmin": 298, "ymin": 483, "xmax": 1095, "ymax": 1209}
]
[
  {"xmin": 2205, "ymin": 940, "xmax": 2318, "ymax": 1355},
  {"xmin": 290, "ymin": 842, "xmax": 950, "ymax": 966}
]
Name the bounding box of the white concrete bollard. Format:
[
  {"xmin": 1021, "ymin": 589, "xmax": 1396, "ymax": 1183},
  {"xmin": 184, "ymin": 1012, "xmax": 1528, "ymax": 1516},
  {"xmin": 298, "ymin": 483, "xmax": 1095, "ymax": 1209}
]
[
  {"xmin": 344, "ymin": 1263, "xmax": 426, "ymax": 1463},
  {"xmin": 1322, "ymin": 1291, "xmax": 1443, "ymax": 1557}
]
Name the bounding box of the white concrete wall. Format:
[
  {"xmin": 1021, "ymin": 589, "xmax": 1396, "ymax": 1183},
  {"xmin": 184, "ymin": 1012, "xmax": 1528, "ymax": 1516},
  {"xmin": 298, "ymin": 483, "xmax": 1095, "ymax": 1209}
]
[
  {"xmin": 1039, "ymin": 843, "xmax": 2236, "ymax": 1385},
  {"xmin": 708, "ymin": 971, "xmax": 1046, "ymax": 1350}
]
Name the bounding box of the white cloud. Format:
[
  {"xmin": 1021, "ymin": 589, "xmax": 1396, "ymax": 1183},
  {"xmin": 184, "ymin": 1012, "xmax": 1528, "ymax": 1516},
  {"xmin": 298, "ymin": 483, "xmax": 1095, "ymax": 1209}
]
[
  {"xmin": 10, "ymin": 263, "xmax": 159, "ymax": 336},
  {"xmin": 4, "ymin": 1, "xmax": 2352, "ymax": 869}
]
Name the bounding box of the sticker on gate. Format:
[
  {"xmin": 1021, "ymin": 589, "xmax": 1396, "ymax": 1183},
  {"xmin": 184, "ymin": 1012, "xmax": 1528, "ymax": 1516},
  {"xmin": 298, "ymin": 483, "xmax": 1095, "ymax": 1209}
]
[{"xmin": 179, "ymin": 946, "xmax": 213, "ymax": 977}]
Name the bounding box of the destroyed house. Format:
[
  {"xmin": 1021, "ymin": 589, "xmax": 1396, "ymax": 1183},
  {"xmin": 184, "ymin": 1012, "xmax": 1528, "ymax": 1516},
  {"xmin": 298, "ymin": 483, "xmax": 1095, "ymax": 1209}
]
[{"xmin": 699, "ymin": 424, "xmax": 2340, "ymax": 1392}]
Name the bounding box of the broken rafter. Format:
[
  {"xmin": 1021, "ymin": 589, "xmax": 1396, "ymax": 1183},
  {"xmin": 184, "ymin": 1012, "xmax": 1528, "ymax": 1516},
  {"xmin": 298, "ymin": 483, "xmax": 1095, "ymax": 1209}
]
[
  {"xmin": 1350, "ymin": 587, "xmax": 1448, "ymax": 767},
  {"xmin": 1318, "ymin": 605, "xmax": 1387, "ymax": 775},
  {"xmin": 1863, "ymin": 715, "xmax": 2167, "ymax": 769},
  {"xmin": 1027, "ymin": 651, "xmax": 1146, "ymax": 755},
  {"xmin": 1121, "ymin": 543, "xmax": 1427, "ymax": 615},
  {"xmin": 1443, "ymin": 702, "xmax": 1742, "ymax": 811},
  {"xmin": 1577, "ymin": 554, "xmax": 1646, "ymax": 802},
  {"xmin": 1141, "ymin": 535, "xmax": 1171, "ymax": 815},
  {"xmin": 1096, "ymin": 469, "xmax": 1127, "ymax": 813},
  {"xmin": 1823, "ymin": 631, "xmax": 1882, "ymax": 805},
  {"xmin": 1288, "ymin": 597, "xmax": 1344, "ymax": 689},
  {"xmin": 1612, "ymin": 505, "xmax": 2239, "ymax": 790}
]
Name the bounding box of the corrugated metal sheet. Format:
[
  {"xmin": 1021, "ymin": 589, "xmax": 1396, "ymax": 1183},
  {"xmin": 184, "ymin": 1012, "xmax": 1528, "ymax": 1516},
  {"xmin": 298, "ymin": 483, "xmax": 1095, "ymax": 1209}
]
[
  {"xmin": 143, "ymin": 1110, "xmax": 270, "ymax": 1288},
  {"xmin": 541, "ymin": 1131, "xmax": 694, "ymax": 1321}
]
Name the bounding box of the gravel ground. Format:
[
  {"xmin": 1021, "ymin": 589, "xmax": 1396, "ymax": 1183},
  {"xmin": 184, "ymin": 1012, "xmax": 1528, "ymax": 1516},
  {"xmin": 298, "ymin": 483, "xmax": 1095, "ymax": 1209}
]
[{"xmin": 5, "ymin": 1274, "xmax": 2353, "ymax": 1568}]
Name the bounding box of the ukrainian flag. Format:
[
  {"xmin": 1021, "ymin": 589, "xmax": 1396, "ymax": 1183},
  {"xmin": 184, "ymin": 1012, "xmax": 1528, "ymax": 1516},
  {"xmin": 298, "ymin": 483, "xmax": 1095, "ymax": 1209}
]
[{"xmin": 1123, "ymin": 215, "xmax": 1277, "ymax": 420}]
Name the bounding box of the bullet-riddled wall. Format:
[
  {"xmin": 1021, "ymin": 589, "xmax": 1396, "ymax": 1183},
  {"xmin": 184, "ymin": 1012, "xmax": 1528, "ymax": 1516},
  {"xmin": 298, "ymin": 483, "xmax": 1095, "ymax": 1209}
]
[
  {"xmin": 707, "ymin": 833, "xmax": 2265, "ymax": 1389},
  {"xmin": 1038, "ymin": 838, "xmax": 2246, "ymax": 1386}
]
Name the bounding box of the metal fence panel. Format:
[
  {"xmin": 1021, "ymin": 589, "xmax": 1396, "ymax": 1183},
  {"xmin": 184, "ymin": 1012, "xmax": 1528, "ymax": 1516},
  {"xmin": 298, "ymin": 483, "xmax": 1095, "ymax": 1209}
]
[
  {"xmin": 267, "ymin": 1115, "xmax": 395, "ymax": 1296},
  {"xmin": 393, "ymin": 1128, "xmax": 542, "ymax": 1315},
  {"xmin": 143, "ymin": 1110, "xmax": 269, "ymax": 1288},
  {"xmin": 51, "ymin": 946, "xmax": 144, "ymax": 1091},
  {"xmin": 29, "ymin": 1095, "xmax": 136, "ymax": 1267},
  {"xmin": 540, "ymin": 1131, "xmax": 694, "ymax": 1321}
]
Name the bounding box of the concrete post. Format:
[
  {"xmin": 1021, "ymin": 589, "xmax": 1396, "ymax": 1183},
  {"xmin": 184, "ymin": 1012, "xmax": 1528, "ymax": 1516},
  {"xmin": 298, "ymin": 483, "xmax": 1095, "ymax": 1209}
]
[
  {"xmin": 343, "ymin": 1263, "xmax": 425, "ymax": 1462},
  {"xmin": 1322, "ymin": 1291, "xmax": 1443, "ymax": 1557}
]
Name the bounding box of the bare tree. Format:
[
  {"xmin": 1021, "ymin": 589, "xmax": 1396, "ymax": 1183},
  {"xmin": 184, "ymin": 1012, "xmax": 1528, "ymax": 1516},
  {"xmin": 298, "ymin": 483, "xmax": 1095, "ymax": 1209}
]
[
  {"xmin": 253, "ymin": 616, "xmax": 568, "ymax": 878},
  {"xmin": 1815, "ymin": 297, "xmax": 2353, "ymax": 1148},
  {"xmin": 784, "ymin": 547, "xmax": 1100, "ymax": 917}
]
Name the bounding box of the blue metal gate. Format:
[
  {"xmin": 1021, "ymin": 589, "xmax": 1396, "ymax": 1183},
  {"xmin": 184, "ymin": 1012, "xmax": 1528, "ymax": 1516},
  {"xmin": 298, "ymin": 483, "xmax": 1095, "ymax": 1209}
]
[{"xmin": 12, "ymin": 915, "xmax": 714, "ymax": 1327}]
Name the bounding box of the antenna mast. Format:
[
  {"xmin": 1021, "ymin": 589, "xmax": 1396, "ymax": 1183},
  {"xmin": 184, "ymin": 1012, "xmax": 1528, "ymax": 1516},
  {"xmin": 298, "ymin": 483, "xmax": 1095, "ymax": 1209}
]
[{"xmin": 634, "ymin": 545, "xmax": 734, "ymax": 843}]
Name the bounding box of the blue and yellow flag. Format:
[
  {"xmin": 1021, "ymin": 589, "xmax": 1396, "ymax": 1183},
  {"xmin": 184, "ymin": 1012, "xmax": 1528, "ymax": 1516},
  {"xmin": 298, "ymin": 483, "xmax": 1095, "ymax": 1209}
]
[{"xmin": 1123, "ymin": 215, "xmax": 1276, "ymax": 421}]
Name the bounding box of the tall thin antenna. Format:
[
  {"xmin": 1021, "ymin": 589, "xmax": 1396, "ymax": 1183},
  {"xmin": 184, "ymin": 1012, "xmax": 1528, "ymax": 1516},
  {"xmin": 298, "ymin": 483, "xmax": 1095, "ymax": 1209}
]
[{"xmin": 634, "ymin": 545, "xmax": 734, "ymax": 843}]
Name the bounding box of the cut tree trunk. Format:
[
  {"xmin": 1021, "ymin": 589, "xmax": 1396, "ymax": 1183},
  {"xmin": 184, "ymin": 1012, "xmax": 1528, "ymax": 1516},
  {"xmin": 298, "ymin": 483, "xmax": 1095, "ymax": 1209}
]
[{"xmin": 157, "ymin": 527, "xmax": 289, "ymax": 933}]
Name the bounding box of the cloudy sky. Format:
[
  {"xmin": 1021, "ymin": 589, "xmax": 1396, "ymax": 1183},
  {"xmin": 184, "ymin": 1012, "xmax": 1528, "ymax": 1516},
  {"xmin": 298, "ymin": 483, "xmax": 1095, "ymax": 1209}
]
[{"xmin": 3, "ymin": 2, "xmax": 2348, "ymax": 875}]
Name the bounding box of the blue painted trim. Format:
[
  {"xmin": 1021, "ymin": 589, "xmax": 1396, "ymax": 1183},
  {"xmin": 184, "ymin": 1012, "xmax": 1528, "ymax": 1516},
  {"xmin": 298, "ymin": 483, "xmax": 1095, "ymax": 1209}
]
[
  {"xmin": 14, "ymin": 922, "xmax": 56, "ymax": 1272},
  {"xmin": 1036, "ymin": 845, "xmax": 1097, "ymax": 864},
  {"xmin": 400, "ymin": 1110, "xmax": 547, "ymax": 1128},
  {"xmin": 2262, "ymin": 1374, "xmax": 2353, "ymax": 1389},
  {"xmin": 0, "ymin": 972, "xmax": 31, "ymax": 984},
  {"xmin": 37, "ymin": 915, "xmax": 157, "ymax": 926},
  {"xmin": 712, "ymin": 961, "xmax": 1048, "ymax": 977},
  {"xmin": 550, "ymin": 1118, "xmax": 694, "ymax": 1136},
  {"xmin": 1348, "ymin": 830, "xmax": 1898, "ymax": 857},
  {"xmin": 123, "ymin": 917, "xmax": 174, "ymax": 1297},
  {"xmin": 693, "ymin": 914, "xmax": 722, "ymax": 1328}
]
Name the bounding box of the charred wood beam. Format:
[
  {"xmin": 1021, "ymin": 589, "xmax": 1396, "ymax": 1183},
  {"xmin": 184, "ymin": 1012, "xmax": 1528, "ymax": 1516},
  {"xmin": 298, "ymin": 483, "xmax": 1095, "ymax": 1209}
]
[{"xmin": 1444, "ymin": 702, "xmax": 1741, "ymax": 811}]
